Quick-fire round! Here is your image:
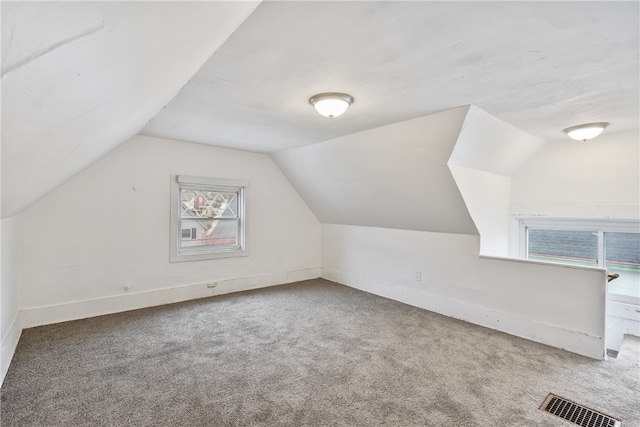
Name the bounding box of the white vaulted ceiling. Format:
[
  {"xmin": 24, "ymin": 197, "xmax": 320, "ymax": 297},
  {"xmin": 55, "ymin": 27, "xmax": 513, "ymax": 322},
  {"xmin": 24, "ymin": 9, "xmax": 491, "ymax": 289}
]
[
  {"xmin": 142, "ymin": 1, "xmax": 639, "ymax": 151},
  {"xmin": 2, "ymin": 1, "xmax": 639, "ymax": 222},
  {"xmin": 1, "ymin": 1, "xmax": 260, "ymax": 218}
]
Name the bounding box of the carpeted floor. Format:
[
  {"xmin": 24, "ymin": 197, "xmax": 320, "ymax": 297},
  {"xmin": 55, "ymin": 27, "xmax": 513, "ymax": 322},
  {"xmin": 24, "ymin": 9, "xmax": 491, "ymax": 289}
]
[{"xmin": 1, "ymin": 279, "xmax": 639, "ymax": 426}]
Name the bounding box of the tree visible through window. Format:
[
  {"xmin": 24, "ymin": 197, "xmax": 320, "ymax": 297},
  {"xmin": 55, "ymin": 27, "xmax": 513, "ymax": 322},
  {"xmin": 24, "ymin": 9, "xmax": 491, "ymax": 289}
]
[
  {"xmin": 171, "ymin": 175, "xmax": 247, "ymax": 262},
  {"xmin": 180, "ymin": 186, "xmax": 239, "ymax": 249}
]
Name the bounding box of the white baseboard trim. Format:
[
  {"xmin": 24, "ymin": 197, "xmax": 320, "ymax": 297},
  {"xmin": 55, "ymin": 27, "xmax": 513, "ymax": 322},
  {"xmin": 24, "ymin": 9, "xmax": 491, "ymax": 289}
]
[
  {"xmin": 322, "ymin": 267, "xmax": 604, "ymax": 360},
  {"xmin": 1, "ymin": 314, "xmax": 22, "ymax": 386},
  {"xmin": 20, "ymin": 267, "xmax": 321, "ymax": 329}
]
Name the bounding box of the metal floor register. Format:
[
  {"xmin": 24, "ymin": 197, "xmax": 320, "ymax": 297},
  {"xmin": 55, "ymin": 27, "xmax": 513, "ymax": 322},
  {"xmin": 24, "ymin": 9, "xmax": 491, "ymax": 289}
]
[{"xmin": 540, "ymin": 393, "xmax": 622, "ymax": 427}]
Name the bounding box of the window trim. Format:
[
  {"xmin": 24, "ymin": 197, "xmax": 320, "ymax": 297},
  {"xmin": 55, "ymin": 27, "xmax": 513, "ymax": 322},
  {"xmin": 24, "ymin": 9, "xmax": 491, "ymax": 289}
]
[
  {"xmin": 519, "ymin": 218, "xmax": 639, "ymax": 259},
  {"xmin": 170, "ymin": 175, "xmax": 250, "ymax": 263}
]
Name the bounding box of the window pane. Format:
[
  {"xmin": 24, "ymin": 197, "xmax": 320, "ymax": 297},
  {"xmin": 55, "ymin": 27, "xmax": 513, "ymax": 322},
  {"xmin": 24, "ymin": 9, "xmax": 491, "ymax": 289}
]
[
  {"xmin": 605, "ymin": 232, "xmax": 640, "ymax": 298},
  {"xmin": 527, "ymin": 229, "xmax": 598, "ymax": 267},
  {"xmin": 180, "ymin": 189, "xmax": 238, "ymax": 219},
  {"xmin": 179, "ymin": 219, "xmax": 238, "ymax": 249}
]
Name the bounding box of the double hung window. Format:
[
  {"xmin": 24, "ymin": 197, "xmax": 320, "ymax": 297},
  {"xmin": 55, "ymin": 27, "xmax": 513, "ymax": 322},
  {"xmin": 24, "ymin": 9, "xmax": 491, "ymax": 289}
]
[{"xmin": 171, "ymin": 175, "xmax": 247, "ymax": 262}]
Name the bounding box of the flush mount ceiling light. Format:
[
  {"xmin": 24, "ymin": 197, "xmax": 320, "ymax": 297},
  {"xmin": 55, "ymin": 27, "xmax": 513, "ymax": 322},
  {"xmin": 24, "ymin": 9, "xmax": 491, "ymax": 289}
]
[
  {"xmin": 309, "ymin": 93, "xmax": 354, "ymax": 118},
  {"xmin": 563, "ymin": 122, "xmax": 609, "ymax": 141}
]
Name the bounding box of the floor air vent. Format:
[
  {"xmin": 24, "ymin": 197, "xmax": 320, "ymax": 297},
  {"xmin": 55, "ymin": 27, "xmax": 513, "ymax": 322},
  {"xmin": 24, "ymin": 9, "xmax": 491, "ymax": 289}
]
[{"xmin": 540, "ymin": 393, "xmax": 621, "ymax": 427}]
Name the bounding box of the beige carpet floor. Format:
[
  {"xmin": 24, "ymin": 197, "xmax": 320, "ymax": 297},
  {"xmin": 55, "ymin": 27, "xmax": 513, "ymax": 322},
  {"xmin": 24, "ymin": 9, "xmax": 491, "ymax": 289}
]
[{"xmin": 1, "ymin": 278, "xmax": 639, "ymax": 426}]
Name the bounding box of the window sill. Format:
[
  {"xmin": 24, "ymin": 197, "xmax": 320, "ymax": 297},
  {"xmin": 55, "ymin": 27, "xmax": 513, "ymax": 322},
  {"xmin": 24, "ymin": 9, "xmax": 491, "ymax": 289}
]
[{"xmin": 170, "ymin": 249, "xmax": 250, "ymax": 263}]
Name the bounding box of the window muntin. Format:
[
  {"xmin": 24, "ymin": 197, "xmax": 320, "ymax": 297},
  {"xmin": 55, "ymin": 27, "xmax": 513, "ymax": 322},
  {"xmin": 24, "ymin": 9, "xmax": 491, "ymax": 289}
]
[{"xmin": 171, "ymin": 176, "xmax": 247, "ymax": 262}]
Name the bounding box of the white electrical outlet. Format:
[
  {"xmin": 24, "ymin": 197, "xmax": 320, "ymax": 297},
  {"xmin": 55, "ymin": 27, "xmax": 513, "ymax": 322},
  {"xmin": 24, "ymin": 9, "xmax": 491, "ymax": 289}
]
[
  {"xmin": 415, "ymin": 272, "xmax": 422, "ymax": 282},
  {"xmin": 207, "ymin": 282, "xmax": 217, "ymax": 288}
]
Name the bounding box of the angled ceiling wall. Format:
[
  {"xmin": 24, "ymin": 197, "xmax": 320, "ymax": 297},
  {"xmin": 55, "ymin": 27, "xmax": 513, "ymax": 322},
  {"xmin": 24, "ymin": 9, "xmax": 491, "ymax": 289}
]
[
  {"xmin": 272, "ymin": 106, "xmax": 478, "ymax": 235},
  {"xmin": 448, "ymin": 106, "xmax": 545, "ymax": 255},
  {"xmin": 1, "ymin": 1, "xmax": 260, "ymax": 218},
  {"xmin": 449, "ymin": 106, "xmax": 545, "ymax": 175},
  {"xmin": 272, "ymin": 105, "xmax": 545, "ymax": 239}
]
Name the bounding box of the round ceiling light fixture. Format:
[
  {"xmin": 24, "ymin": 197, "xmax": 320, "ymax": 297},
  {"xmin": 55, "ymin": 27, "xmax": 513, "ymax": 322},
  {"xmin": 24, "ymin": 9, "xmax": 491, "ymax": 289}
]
[
  {"xmin": 563, "ymin": 122, "xmax": 609, "ymax": 141},
  {"xmin": 309, "ymin": 92, "xmax": 354, "ymax": 118}
]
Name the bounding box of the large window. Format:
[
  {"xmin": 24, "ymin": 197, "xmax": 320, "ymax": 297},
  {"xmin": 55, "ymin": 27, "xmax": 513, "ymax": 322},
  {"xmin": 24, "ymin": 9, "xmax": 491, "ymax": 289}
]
[
  {"xmin": 171, "ymin": 175, "xmax": 248, "ymax": 262},
  {"xmin": 521, "ymin": 219, "xmax": 639, "ymax": 302}
]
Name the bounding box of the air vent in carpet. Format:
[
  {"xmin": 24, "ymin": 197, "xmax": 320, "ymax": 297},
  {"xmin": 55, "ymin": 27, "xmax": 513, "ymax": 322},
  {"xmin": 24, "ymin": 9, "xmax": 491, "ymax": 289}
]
[{"xmin": 540, "ymin": 393, "xmax": 621, "ymax": 427}]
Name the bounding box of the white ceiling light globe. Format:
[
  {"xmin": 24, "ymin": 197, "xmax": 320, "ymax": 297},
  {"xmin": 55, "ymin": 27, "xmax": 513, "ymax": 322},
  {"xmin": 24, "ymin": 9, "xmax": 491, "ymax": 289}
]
[
  {"xmin": 309, "ymin": 93, "xmax": 354, "ymax": 118},
  {"xmin": 563, "ymin": 122, "xmax": 609, "ymax": 141}
]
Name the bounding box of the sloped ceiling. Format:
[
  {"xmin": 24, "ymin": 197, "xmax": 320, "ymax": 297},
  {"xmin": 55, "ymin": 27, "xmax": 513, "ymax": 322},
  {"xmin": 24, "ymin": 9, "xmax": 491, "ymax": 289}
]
[
  {"xmin": 271, "ymin": 105, "xmax": 548, "ymax": 236},
  {"xmin": 272, "ymin": 106, "xmax": 479, "ymax": 235},
  {"xmin": 142, "ymin": 1, "xmax": 639, "ymax": 152},
  {"xmin": 2, "ymin": 1, "xmax": 638, "ymax": 221},
  {"xmin": 1, "ymin": 1, "xmax": 260, "ymax": 218},
  {"xmin": 449, "ymin": 106, "xmax": 545, "ymax": 176}
]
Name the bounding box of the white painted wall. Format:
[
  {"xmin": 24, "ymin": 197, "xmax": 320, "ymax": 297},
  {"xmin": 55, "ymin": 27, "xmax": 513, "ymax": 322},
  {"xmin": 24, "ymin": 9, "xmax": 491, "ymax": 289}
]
[
  {"xmin": 15, "ymin": 135, "xmax": 321, "ymax": 327},
  {"xmin": 0, "ymin": 42, "xmax": 18, "ymax": 382},
  {"xmin": 1, "ymin": 217, "xmax": 21, "ymax": 384},
  {"xmin": 509, "ymin": 130, "xmax": 640, "ymax": 348},
  {"xmin": 510, "ymin": 130, "xmax": 640, "ymax": 221},
  {"xmin": 322, "ymin": 224, "xmax": 607, "ymax": 359},
  {"xmin": 449, "ymin": 167, "xmax": 511, "ymax": 256}
]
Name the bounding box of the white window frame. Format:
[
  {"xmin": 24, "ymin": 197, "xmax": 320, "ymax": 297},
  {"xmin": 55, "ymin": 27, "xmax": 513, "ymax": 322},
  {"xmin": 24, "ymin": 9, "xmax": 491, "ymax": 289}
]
[
  {"xmin": 170, "ymin": 175, "xmax": 249, "ymax": 262},
  {"xmin": 519, "ymin": 218, "xmax": 639, "ymax": 260}
]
